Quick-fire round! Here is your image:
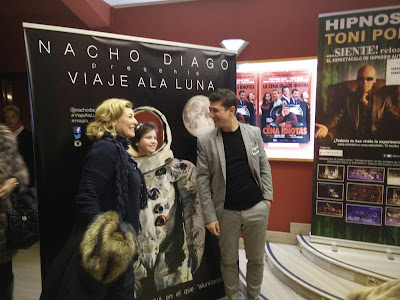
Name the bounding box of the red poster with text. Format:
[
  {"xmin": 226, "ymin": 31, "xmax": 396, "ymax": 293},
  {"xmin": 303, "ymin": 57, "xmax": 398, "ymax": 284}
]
[
  {"xmin": 236, "ymin": 73, "xmax": 259, "ymax": 126},
  {"xmin": 259, "ymin": 71, "xmax": 312, "ymax": 143}
]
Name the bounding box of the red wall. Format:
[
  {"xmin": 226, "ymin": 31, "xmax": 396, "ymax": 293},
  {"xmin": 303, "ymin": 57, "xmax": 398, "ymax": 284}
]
[
  {"xmin": 1, "ymin": 0, "xmax": 397, "ymax": 232},
  {"xmin": 269, "ymin": 161, "xmax": 313, "ymax": 231},
  {"xmin": 0, "ymin": 0, "xmax": 88, "ymax": 73},
  {"xmin": 107, "ymin": 0, "xmax": 396, "ymax": 232},
  {"xmin": 109, "ymin": 0, "xmax": 398, "ymax": 62}
]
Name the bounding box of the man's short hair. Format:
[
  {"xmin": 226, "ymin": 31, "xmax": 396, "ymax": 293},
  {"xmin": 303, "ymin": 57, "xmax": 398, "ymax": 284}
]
[
  {"xmin": 239, "ymin": 90, "xmax": 245, "ymax": 95},
  {"xmin": 209, "ymin": 89, "xmax": 238, "ymax": 111},
  {"xmin": 282, "ymin": 86, "xmax": 289, "ymax": 92},
  {"xmin": 272, "ymin": 89, "xmax": 280, "ymax": 94},
  {"xmin": 292, "ymin": 88, "xmax": 298, "ymax": 94}
]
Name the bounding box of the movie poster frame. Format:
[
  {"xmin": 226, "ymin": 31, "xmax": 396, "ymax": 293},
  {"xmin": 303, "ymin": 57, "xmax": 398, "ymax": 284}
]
[
  {"xmin": 310, "ymin": 5, "xmax": 400, "ymax": 249},
  {"xmin": 236, "ymin": 57, "xmax": 317, "ymax": 162}
]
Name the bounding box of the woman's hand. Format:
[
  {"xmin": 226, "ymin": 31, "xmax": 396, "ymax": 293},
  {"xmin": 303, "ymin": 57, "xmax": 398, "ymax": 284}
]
[{"xmin": 0, "ymin": 178, "xmax": 18, "ymax": 199}]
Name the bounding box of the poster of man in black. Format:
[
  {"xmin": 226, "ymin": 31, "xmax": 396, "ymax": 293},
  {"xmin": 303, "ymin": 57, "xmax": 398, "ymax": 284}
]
[{"xmin": 312, "ymin": 5, "xmax": 400, "ymax": 247}]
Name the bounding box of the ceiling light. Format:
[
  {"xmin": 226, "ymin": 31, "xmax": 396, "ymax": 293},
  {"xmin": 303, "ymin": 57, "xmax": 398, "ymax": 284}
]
[
  {"xmin": 220, "ymin": 39, "xmax": 249, "ymax": 56},
  {"xmin": 103, "ymin": 0, "xmax": 197, "ymax": 8}
]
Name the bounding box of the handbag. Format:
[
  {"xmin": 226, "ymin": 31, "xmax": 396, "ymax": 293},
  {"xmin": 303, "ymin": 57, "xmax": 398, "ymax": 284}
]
[
  {"xmin": 80, "ymin": 210, "xmax": 138, "ymax": 284},
  {"xmin": 5, "ymin": 187, "xmax": 39, "ymax": 249}
]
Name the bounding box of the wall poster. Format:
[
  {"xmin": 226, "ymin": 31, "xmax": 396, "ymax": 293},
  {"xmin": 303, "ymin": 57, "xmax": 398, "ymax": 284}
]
[
  {"xmin": 24, "ymin": 23, "xmax": 236, "ymax": 299},
  {"xmin": 311, "ymin": 5, "xmax": 400, "ymax": 246},
  {"xmin": 237, "ymin": 59, "xmax": 317, "ymax": 161}
]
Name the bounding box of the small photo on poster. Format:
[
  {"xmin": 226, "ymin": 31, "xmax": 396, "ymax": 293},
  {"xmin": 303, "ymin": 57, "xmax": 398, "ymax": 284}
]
[
  {"xmin": 317, "ymin": 182, "xmax": 344, "ymax": 201},
  {"xmin": 346, "ymin": 183, "xmax": 383, "ymax": 204},
  {"xmin": 386, "ymin": 187, "xmax": 400, "ymax": 206},
  {"xmin": 385, "ymin": 207, "xmax": 400, "ymax": 227},
  {"xmin": 346, "ymin": 204, "xmax": 382, "ymax": 226},
  {"xmin": 387, "ymin": 168, "xmax": 400, "ymax": 186},
  {"xmin": 317, "ymin": 164, "xmax": 345, "ymax": 181},
  {"xmin": 258, "ymin": 71, "xmax": 312, "ymax": 144},
  {"xmin": 347, "ymin": 166, "xmax": 384, "ymax": 183},
  {"xmin": 236, "ymin": 73, "xmax": 258, "ymax": 127},
  {"xmin": 316, "ymin": 200, "xmax": 343, "ymax": 217}
]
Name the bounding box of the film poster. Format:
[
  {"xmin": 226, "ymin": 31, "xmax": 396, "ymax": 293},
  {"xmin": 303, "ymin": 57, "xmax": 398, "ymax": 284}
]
[
  {"xmin": 236, "ymin": 72, "xmax": 258, "ymax": 126},
  {"xmin": 259, "ymin": 71, "xmax": 312, "ymax": 144},
  {"xmin": 312, "ymin": 5, "xmax": 400, "ymax": 246}
]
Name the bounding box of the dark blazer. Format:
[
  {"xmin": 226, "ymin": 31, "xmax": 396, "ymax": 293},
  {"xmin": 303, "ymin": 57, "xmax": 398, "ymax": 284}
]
[
  {"xmin": 196, "ymin": 123, "xmax": 273, "ymax": 224},
  {"xmin": 280, "ymin": 96, "xmax": 290, "ymax": 105},
  {"xmin": 327, "ymin": 90, "xmax": 400, "ymax": 139},
  {"xmin": 246, "ymin": 101, "xmax": 256, "ymax": 126}
]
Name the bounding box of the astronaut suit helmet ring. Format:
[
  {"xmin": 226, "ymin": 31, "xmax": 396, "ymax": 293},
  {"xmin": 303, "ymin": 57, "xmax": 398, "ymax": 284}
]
[{"xmin": 133, "ymin": 106, "xmax": 171, "ymax": 156}]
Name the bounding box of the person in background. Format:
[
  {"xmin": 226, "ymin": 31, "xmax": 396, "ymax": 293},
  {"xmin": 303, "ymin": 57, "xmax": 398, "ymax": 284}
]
[
  {"xmin": 261, "ymin": 92, "xmax": 273, "ymax": 118},
  {"xmin": 347, "ymin": 279, "xmax": 400, "ymax": 300},
  {"xmin": 280, "ymin": 86, "xmax": 291, "ymax": 104},
  {"xmin": 260, "ymin": 92, "xmax": 273, "ymax": 130},
  {"xmin": 0, "ymin": 124, "xmax": 30, "ymax": 300},
  {"xmin": 300, "ymin": 91, "xmax": 310, "ymax": 109},
  {"xmin": 237, "ymin": 90, "xmax": 247, "ymax": 107},
  {"xmin": 40, "ymin": 98, "xmax": 146, "ymax": 300},
  {"xmin": 197, "ymin": 89, "xmax": 272, "ymax": 300},
  {"xmin": 291, "ymin": 89, "xmax": 308, "ymax": 126},
  {"xmin": 315, "ymin": 65, "xmax": 400, "ymax": 140},
  {"xmin": 246, "ymin": 92, "xmax": 257, "ymax": 126},
  {"xmin": 128, "ymin": 118, "xmax": 205, "ymax": 297},
  {"xmin": 275, "ymin": 104, "xmax": 298, "ymax": 127},
  {"xmin": 290, "ymin": 89, "xmax": 300, "ymax": 105},
  {"xmin": 272, "ymin": 89, "xmax": 283, "ymax": 108},
  {"xmin": 3, "ymin": 105, "xmax": 35, "ymax": 186}
]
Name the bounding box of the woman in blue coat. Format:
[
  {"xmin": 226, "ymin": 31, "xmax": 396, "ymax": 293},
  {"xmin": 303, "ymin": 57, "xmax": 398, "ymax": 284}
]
[{"xmin": 41, "ymin": 98, "xmax": 147, "ymax": 300}]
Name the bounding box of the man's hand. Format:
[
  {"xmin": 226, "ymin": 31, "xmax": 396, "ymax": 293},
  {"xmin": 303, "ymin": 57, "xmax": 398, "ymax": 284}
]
[
  {"xmin": 315, "ymin": 123, "xmax": 328, "ymax": 138},
  {"xmin": 205, "ymin": 220, "xmax": 220, "ymax": 236},
  {"xmin": 265, "ymin": 200, "xmax": 272, "ymax": 208},
  {"xmin": 278, "ymin": 122, "xmax": 286, "ymax": 127}
]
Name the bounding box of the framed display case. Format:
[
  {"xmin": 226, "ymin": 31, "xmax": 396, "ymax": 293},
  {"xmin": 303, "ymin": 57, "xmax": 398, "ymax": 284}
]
[{"xmin": 236, "ymin": 57, "xmax": 317, "ymax": 161}]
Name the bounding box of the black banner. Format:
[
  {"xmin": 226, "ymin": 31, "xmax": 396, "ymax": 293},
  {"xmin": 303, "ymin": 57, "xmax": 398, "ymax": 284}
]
[{"xmin": 24, "ymin": 23, "xmax": 236, "ymax": 299}]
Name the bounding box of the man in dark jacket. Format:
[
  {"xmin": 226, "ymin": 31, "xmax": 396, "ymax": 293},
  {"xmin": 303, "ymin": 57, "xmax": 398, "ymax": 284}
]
[{"xmin": 315, "ymin": 65, "xmax": 400, "ymax": 140}]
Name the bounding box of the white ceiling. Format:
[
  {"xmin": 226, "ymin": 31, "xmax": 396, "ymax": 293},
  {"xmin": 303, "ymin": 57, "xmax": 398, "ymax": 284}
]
[{"xmin": 103, "ymin": 0, "xmax": 198, "ymax": 8}]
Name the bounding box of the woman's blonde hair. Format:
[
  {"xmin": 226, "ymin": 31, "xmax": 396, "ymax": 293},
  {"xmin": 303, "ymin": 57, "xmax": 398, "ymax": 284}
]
[
  {"xmin": 3, "ymin": 105, "xmax": 20, "ymax": 119},
  {"xmin": 86, "ymin": 98, "xmax": 133, "ymax": 141}
]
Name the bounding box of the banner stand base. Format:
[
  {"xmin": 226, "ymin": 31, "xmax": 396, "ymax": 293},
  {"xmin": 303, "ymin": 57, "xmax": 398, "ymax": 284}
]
[{"xmin": 309, "ymin": 234, "xmax": 400, "ymax": 255}]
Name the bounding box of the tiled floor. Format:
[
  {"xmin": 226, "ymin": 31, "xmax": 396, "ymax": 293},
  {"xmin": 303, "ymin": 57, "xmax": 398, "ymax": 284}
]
[
  {"xmin": 12, "ymin": 238, "xmax": 400, "ymax": 300},
  {"xmin": 13, "ymin": 243, "xmax": 41, "ymax": 300}
]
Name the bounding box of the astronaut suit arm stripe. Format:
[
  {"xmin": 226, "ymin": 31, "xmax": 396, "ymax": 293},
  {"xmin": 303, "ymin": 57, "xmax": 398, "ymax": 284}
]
[{"xmin": 175, "ymin": 160, "xmax": 205, "ymax": 273}]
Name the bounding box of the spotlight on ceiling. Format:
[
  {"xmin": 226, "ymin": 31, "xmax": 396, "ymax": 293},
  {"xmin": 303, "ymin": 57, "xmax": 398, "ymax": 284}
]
[{"xmin": 220, "ymin": 39, "xmax": 249, "ymax": 56}]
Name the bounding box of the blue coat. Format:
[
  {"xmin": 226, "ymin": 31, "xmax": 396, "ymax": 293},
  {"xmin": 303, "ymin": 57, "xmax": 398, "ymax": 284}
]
[
  {"xmin": 75, "ymin": 133, "xmax": 141, "ymax": 233},
  {"xmin": 41, "ymin": 132, "xmax": 143, "ymax": 300}
]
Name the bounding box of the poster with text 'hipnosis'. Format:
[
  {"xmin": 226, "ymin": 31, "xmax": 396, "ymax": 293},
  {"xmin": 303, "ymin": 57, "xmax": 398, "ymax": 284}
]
[{"xmin": 312, "ymin": 5, "xmax": 400, "ymax": 246}]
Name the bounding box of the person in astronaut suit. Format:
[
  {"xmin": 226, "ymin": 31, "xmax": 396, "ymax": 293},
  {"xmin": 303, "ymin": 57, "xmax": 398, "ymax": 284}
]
[{"xmin": 129, "ymin": 107, "xmax": 205, "ymax": 298}]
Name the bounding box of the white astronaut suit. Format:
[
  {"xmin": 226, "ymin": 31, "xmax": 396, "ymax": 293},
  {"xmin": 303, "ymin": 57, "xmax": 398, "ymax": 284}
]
[{"xmin": 132, "ymin": 107, "xmax": 205, "ymax": 296}]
